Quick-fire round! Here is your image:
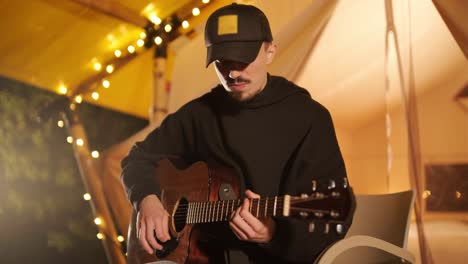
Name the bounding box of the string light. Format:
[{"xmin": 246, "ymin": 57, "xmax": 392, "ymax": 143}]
[
  {"xmin": 127, "ymin": 45, "xmax": 136, "ymax": 53},
  {"xmin": 91, "ymin": 150, "xmax": 100, "ymax": 158},
  {"xmin": 91, "ymin": 92, "xmax": 99, "ymax": 100},
  {"xmin": 69, "ymin": 103, "xmax": 76, "ymax": 111},
  {"xmin": 76, "ymin": 138, "xmax": 84, "ymax": 146},
  {"xmin": 97, "ymin": 233, "xmax": 104, "ymax": 240},
  {"xmin": 164, "ymin": 24, "xmax": 172, "ymax": 33},
  {"xmin": 74, "ymin": 95, "xmax": 83, "ymax": 104},
  {"xmin": 58, "ymin": 85, "xmax": 68, "ymax": 95},
  {"xmin": 57, "ymin": 120, "xmax": 64, "ymax": 128},
  {"xmin": 93, "ymin": 62, "xmax": 102, "ymax": 71},
  {"xmin": 66, "ymin": 136, "xmax": 73, "ymax": 144},
  {"xmin": 137, "ymin": 39, "xmax": 145, "ymax": 47},
  {"xmin": 139, "ymin": 32, "xmax": 146, "ymax": 39},
  {"xmin": 94, "ymin": 217, "xmax": 103, "ymax": 225},
  {"xmin": 422, "ymin": 190, "xmax": 431, "ymax": 199},
  {"xmin": 117, "ymin": 236, "xmax": 125, "ymax": 242},
  {"xmin": 154, "ymin": 36, "xmax": 163, "ymax": 45},
  {"xmin": 106, "ymin": 65, "xmax": 114, "ymax": 74},
  {"xmin": 83, "ymin": 193, "xmax": 91, "ymax": 201},
  {"xmin": 149, "ymin": 14, "xmax": 162, "ymax": 25},
  {"xmin": 114, "ymin": 50, "xmax": 122, "ymax": 58},
  {"xmin": 202, "ymin": 0, "xmax": 210, "ymax": 3},
  {"xmin": 192, "ymin": 7, "xmax": 200, "ymax": 16},
  {"xmin": 102, "ymin": 79, "xmax": 110, "ymax": 88},
  {"xmin": 182, "ymin": 20, "xmax": 190, "ymax": 29}
]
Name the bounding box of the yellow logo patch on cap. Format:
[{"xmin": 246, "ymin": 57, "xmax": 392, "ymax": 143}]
[{"xmin": 218, "ymin": 15, "xmax": 238, "ymax": 35}]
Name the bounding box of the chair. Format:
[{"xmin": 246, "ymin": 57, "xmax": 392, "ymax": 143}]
[{"xmin": 315, "ymin": 190, "xmax": 416, "ymax": 264}]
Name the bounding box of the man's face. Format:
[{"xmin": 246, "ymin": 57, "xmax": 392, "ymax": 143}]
[{"xmin": 214, "ymin": 42, "xmax": 275, "ymax": 101}]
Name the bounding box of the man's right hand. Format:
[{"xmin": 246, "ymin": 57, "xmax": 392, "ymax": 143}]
[{"xmin": 136, "ymin": 194, "xmax": 171, "ymax": 254}]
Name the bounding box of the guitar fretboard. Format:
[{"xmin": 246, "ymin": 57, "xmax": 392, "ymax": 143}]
[{"xmin": 184, "ymin": 196, "xmax": 289, "ymax": 224}]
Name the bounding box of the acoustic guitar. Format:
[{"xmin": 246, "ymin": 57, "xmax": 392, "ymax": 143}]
[{"xmin": 126, "ymin": 159, "xmax": 354, "ymax": 264}]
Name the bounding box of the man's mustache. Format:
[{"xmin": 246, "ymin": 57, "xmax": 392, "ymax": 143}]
[{"xmin": 227, "ymin": 77, "xmax": 250, "ymax": 85}]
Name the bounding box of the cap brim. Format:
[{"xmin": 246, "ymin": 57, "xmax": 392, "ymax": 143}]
[{"xmin": 206, "ymin": 41, "xmax": 263, "ymax": 67}]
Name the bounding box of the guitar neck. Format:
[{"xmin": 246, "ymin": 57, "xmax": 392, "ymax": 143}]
[{"xmin": 185, "ymin": 195, "xmax": 290, "ymax": 224}]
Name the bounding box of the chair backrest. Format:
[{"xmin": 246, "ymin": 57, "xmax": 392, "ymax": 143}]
[
  {"xmin": 324, "ymin": 189, "xmax": 415, "ymax": 263},
  {"xmin": 346, "ymin": 189, "xmax": 415, "ymax": 248}
]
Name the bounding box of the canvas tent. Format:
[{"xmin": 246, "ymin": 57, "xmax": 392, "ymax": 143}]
[{"xmin": 0, "ymin": 0, "xmax": 467, "ymax": 263}]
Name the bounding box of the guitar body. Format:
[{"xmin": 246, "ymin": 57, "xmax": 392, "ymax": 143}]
[{"xmin": 127, "ymin": 159, "xmax": 239, "ymax": 264}]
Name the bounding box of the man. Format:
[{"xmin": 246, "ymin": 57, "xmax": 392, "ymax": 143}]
[{"xmin": 122, "ymin": 3, "xmax": 354, "ymax": 263}]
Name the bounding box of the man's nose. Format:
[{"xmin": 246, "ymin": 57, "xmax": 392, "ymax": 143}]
[{"xmin": 228, "ymin": 70, "xmax": 241, "ymax": 79}]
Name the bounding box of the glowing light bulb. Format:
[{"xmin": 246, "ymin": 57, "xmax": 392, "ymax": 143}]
[
  {"xmin": 58, "ymin": 85, "xmax": 68, "ymax": 95},
  {"xmin": 114, "ymin": 49, "xmax": 122, "ymax": 58},
  {"xmin": 137, "ymin": 39, "xmax": 145, "ymax": 47},
  {"xmin": 127, "ymin": 45, "xmax": 135, "ymax": 53},
  {"xmin": 91, "ymin": 92, "xmax": 99, "ymax": 100},
  {"xmin": 154, "ymin": 36, "xmax": 163, "ymax": 45},
  {"xmin": 149, "ymin": 14, "xmax": 162, "ymax": 25},
  {"xmin": 192, "ymin": 8, "xmax": 200, "ymax": 16},
  {"xmin": 102, "ymin": 79, "xmax": 110, "ymax": 88},
  {"xmin": 76, "ymin": 138, "xmax": 84, "ymax": 146},
  {"xmin": 164, "ymin": 24, "xmax": 172, "ymax": 33},
  {"xmin": 69, "ymin": 103, "xmax": 76, "ymax": 111},
  {"xmin": 83, "ymin": 193, "xmax": 91, "ymax": 200},
  {"xmin": 140, "ymin": 32, "xmax": 147, "ymax": 39},
  {"xmin": 106, "ymin": 65, "xmax": 114, "ymax": 73},
  {"xmin": 74, "ymin": 95, "xmax": 83, "ymax": 104},
  {"xmin": 97, "ymin": 233, "xmax": 104, "ymax": 239},
  {"xmin": 94, "ymin": 217, "xmax": 102, "ymax": 225},
  {"xmin": 93, "ymin": 62, "xmax": 102, "ymax": 71},
  {"xmin": 182, "ymin": 20, "xmax": 190, "ymax": 29},
  {"xmin": 202, "ymin": 0, "xmax": 210, "ymax": 3},
  {"xmin": 57, "ymin": 120, "xmax": 64, "ymax": 128},
  {"xmin": 67, "ymin": 136, "xmax": 73, "ymax": 144},
  {"xmin": 117, "ymin": 235, "xmax": 124, "ymax": 242},
  {"xmin": 91, "ymin": 150, "xmax": 100, "ymax": 158}
]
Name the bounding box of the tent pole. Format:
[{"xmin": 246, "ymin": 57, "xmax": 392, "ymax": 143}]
[
  {"xmin": 63, "ymin": 109, "xmax": 126, "ymax": 264},
  {"xmin": 149, "ymin": 46, "xmax": 169, "ymax": 125}
]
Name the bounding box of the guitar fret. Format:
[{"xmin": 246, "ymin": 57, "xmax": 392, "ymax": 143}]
[
  {"xmin": 265, "ymin": 197, "xmax": 268, "ymax": 217},
  {"xmin": 187, "ymin": 203, "xmax": 191, "ymax": 224},
  {"xmin": 273, "ymin": 196, "xmax": 277, "ymax": 216},
  {"xmin": 220, "ymin": 200, "xmax": 224, "ymax": 221},
  {"xmin": 256, "ymin": 198, "xmax": 260, "ymax": 218},
  {"xmin": 209, "ymin": 202, "xmax": 212, "ymax": 222}
]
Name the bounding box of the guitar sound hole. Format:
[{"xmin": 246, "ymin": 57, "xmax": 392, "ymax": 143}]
[{"xmin": 174, "ymin": 197, "xmax": 188, "ymax": 232}]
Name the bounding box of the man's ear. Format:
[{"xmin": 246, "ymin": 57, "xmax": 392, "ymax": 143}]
[{"xmin": 266, "ymin": 43, "xmax": 277, "ymax": 64}]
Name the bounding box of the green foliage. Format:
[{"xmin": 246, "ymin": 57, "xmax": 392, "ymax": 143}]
[{"xmin": 0, "ymin": 77, "xmax": 145, "ymax": 263}]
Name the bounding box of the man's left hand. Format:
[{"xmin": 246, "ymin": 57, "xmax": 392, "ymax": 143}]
[{"xmin": 229, "ymin": 189, "xmax": 276, "ymax": 243}]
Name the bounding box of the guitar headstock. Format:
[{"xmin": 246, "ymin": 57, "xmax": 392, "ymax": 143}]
[{"xmin": 287, "ymin": 178, "xmax": 354, "ymax": 235}]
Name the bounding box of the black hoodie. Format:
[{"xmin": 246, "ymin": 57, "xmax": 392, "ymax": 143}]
[{"xmin": 121, "ymin": 75, "xmax": 355, "ymax": 263}]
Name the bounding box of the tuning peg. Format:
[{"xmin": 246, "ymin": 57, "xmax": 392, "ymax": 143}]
[
  {"xmin": 300, "ymin": 212, "xmax": 309, "ymax": 218},
  {"xmin": 330, "ymin": 210, "xmax": 340, "ymax": 218},
  {"xmin": 343, "ymin": 178, "xmax": 348, "ymax": 188},
  {"xmin": 324, "ymin": 223, "xmax": 330, "ymax": 234},
  {"xmin": 311, "ymin": 180, "xmax": 317, "ymax": 192},
  {"xmin": 331, "ymin": 191, "xmax": 341, "ymax": 198},
  {"xmin": 314, "ymin": 212, "xmax": 324, "ymax": 218},
  {"xmin": 336, "ymin": 224, "xmax": 345, "ymax": 234},
  {"xmin": 308, "ymin": 222, "xmax": 315, "ymax": 233},
  {"xmin": 301, "ymin": 193, "xmax": 308, "ymax": 198},
  {"xmin": 328, "ymin": 179, "xmax": 336, "ymax": 190}
]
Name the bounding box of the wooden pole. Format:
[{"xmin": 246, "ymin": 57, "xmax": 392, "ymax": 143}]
[
  {"xmin": 149, "ymin": 48, "xmax": 169, "ymax": 125},
  {"xmin": 63, "ymin": 109, "xmax": 126, "ymax": 264}
]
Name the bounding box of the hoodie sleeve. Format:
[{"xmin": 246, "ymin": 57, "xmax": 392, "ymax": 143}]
[
  {"xmin": 260, "ymin": 105, "xmax": 356, "ymax": 263},
  {"xmin": 121, "ymin": 110, "xmax": 196, "ymax": 211}
]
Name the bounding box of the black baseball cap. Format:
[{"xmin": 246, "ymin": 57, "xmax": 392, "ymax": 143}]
[{"xmin": 204, "ymin": 3, "xmax": 273, "ymax": 67}]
